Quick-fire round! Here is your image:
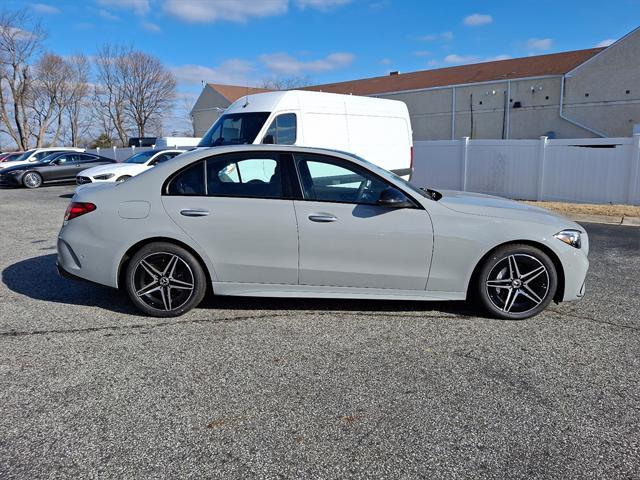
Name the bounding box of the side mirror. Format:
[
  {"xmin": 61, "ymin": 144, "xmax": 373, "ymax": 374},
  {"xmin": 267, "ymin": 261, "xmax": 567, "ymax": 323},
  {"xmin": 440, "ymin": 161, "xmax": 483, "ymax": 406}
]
[
  {"xmin": 262, "ymin": 134, "xmax": 275, "ymax": 144},
  {"xmin": 377, "ymin": 187, "xmax": 413, "ymax": 208}
]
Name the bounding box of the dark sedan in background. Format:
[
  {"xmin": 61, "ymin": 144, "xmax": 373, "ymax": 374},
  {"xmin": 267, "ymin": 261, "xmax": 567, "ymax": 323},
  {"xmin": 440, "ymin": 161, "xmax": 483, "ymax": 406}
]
[{"xmin": 0, "ymin": 152, "xmax": 116, "ymax": 188}]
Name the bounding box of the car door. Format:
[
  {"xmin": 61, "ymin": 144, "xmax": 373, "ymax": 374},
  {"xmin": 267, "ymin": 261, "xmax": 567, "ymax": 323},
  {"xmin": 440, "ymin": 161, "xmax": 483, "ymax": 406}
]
[
  {"xmin": 63, "ymin": 154, "xmax": 99, "ymax": 179},
  {"xmin": 47, "ymin": 154, "xmax": 79, "ymax": 181},
  {"xmin": 161, "ymin": 151, "xmax": 299, "ymax": 284},
  {"xmin": 293, "ymin": 153, "xmax": 433, "ymax": 290}
]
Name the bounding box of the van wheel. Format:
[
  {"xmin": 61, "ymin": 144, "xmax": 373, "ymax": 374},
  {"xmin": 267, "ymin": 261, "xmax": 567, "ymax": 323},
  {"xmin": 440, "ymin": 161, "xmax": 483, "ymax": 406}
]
[
  {"xmin": 474, "ymin": 244, "xmax": 557, "ymax": 320},
  {"xmin": 125, "ymin": 242, "xmax": 206, "ymax": 317}
]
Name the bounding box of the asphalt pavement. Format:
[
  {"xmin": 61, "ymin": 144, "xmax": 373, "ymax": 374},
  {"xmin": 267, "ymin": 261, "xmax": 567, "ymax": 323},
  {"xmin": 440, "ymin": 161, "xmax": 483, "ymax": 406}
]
[{"xmin": 0, "ymin": 185, "xmax": 639, "ymax": 479}]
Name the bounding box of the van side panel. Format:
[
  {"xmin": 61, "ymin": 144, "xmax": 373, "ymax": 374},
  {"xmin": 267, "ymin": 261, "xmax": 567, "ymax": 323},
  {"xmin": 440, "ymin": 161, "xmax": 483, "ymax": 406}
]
[
  {"xmin": 299, "ymin": 113, "xmax": 350, "ymax": 151},
  {"xmin": 345, "ymin": 115, "xmax": 410, "ymax": 173}
]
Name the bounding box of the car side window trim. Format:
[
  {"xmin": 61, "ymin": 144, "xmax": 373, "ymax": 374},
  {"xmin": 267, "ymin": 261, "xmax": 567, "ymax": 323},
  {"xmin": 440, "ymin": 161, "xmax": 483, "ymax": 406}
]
[{"xmin": 163, "ymin": 151, "xmax": 303, "ymax": 200}]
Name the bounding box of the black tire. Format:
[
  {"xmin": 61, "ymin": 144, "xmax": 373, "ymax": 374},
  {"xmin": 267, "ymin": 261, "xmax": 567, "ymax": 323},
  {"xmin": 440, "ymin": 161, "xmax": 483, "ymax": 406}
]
[
  {"xmin": 125, "ymin": 242, "xmax": 206, "ymax": 317},
  {"xmin": 116, "ymin": 175, "xmax": 131, "ymax": 182},
  {"xmin": 23, "ymin": 171, "xmax": 43, "ymax": 189},
  {"xmin": 474, "ymin": 244, "xmax": 557, "ymax": 320}
]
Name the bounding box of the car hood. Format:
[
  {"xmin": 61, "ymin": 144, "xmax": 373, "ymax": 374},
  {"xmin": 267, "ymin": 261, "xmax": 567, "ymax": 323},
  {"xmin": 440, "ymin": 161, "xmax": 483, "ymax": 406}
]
[
  {"xmin": 438, "ymin": 190, "xmax": 581, "ymax": 229},
  {"xmin": 0, "ymin": 159, "xmax": 34, "ymax": 171},
  {"xmin": 80, "ymin": 163, "xmax": 144, "ymax": 177}
]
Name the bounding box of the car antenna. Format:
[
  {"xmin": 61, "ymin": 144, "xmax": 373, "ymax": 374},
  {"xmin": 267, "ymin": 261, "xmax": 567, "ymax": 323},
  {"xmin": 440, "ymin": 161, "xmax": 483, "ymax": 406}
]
[{"xmin": 242, "ymin": 84, "xmax": 249, "ymax": 108}]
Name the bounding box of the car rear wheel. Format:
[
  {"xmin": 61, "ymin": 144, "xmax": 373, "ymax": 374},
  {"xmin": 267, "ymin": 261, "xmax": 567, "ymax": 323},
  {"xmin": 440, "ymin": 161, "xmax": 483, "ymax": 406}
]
[
  {"xmin": 116, "ymin": 175, "xmax": 131, "ymax": 182},
  {"xmin": 125, "ymin": 242, "xmax": 206, "ymax": 317},
  {"xmin": 23, "ymin": 172, "xmax": 42, "ymax": 189},
  {"xmin": 474, "ymin": 244, "xmax": 557, "ymax": 320}
]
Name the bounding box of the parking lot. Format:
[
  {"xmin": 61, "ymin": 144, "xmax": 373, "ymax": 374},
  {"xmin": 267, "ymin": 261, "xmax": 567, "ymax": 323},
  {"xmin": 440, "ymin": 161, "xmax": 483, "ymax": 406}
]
[{"xmin": 0, "ymin": 184, "xmax": 638, "ymax": 479}]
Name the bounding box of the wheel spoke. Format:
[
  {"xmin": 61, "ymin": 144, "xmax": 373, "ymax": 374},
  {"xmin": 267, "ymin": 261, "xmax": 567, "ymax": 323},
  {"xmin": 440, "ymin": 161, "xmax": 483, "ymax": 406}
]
[
  {"xmin": 140, "ymin": 259, "xmax": 161, "ymax": 278},
  {"xmin": 521, "ymin": 265, "xmax": 546, "ymax": 284},
  {"xmin": 136, "ymin": 281, "xmax": 161, "ymax": 297},
  {"xmin": 487, "ymin": 278, "xmax": 513, "ymax": 289},
  {"xmin": 508, "ymin": 255, "xmax": 521, "ymax": 279},
  {"xmin": 163, "ymin": 255, "xmax": 179, "ymax": 277},
  {"xmin": 521, "ymin": 285, "xmax": 543, "ymax": 305},
  {"xmin": 160, "ymin": 286, "xmax": 170, "ymax": 311},
  {"xmin": 504, "ymin": 288, "xmax": 519, "ymax": 312}
]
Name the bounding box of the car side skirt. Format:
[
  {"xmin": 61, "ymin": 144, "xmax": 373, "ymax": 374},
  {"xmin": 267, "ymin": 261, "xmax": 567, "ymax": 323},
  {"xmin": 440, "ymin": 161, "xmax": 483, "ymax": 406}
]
[{"xmin": 212, "ymin": 282, "xmax": 465, "ymax": 301}]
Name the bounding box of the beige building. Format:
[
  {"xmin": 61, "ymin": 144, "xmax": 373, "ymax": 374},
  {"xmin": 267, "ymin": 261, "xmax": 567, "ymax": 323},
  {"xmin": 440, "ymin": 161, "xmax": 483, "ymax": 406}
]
[{"xmin": 191, "ymin": 28, "xmax": 640, "ymax": 140}]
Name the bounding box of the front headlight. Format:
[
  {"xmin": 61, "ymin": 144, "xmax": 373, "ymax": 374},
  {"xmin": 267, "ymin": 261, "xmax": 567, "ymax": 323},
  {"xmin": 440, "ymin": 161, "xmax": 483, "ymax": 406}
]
[
  {"xmin": 8, "ymin": 169, "xmax": 25, "ymax": 175},
  {"xmin": 93, "ymin": 173, "xmax": 115, "ymax": 180},
  {"xmin": 554, "ymin": 229, "xmax": 582, "ymax": 249}
]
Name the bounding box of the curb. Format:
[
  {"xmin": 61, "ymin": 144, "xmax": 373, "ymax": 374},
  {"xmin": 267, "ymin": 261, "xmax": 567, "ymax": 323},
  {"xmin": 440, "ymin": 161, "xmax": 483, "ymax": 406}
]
[{"xmin": 568, "ymin": 213, "xmax": 640, "ymax": 227}]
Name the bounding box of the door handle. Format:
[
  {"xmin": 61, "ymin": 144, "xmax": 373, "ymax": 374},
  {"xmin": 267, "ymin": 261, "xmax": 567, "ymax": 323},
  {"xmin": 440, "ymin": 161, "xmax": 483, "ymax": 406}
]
[
  {"xmin": 308, "ymin": 213, "xmax": 337, "ymax": 223},
  {"xmin": 180, "ymin": 208, "xmax": 210, "ymax": 217}
]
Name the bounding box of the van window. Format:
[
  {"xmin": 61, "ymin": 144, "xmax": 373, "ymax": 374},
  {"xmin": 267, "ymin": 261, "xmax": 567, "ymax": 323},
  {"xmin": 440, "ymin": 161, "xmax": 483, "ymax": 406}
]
[
  {"xmin": 264, "ymin": 113, "xmax": 297, "ymax": 145},
  {"xmin": 198, "ymin": 112, "xmax": 270, "ymax": 147}
]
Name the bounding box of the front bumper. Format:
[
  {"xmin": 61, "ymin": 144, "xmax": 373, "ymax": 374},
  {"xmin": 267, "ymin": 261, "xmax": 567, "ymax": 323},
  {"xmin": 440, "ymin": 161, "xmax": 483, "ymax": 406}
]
[{"xmin": 0, "ymin": 173, "xmax": 22, "ymax": 186}]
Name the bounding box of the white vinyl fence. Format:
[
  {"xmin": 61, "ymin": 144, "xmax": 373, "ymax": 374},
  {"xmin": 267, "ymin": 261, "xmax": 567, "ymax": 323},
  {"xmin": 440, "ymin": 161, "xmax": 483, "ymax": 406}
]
[
  {"xmin": 85, "ymin": 146, "xmax": 154, "ymax": 161},
  {"xmin": 411, "ymin": 135, "xmax": 640, "ymax": 205}
]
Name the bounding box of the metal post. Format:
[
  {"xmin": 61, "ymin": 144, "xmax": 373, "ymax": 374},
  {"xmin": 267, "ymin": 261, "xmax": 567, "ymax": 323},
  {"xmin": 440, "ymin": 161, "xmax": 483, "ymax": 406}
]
[
  {"xmin": 461, "ymin": 137, "xmax": 470, "ymax": 191},
  {"xmin": 112, "ymin": 145, "xmax": 117, "ymax": 161},
  {"xmin": 537, "ymin": 136, "xmax": 548, "ymax": 200},
  {"xmin": 628, "ymin": 134, "xmax": 640, "ymax": 204},
  {"xmin": 505, "ymin": 80, "xmax": 511, "ymax": 139},
  {"xmin": 451, "ymin": 87, "xmax": 456, "ymax": 140}
]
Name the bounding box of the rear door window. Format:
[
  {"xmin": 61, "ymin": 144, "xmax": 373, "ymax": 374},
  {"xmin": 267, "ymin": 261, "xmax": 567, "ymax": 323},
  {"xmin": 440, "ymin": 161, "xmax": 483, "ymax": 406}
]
[
  {"xmin": 206, "ymin": 153, "xmax": 288, "ymax": 199},
  {"xmin": 166, "ymin": 162, "xmax": 206, "ymax": 196}
]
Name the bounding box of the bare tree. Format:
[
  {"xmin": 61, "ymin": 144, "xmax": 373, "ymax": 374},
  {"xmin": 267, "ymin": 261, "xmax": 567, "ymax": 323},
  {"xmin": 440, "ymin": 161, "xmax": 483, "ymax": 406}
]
[
  {"xmin": 94, "ymin": 44, "xmax": 131, "ymax": 146},
  {"xmin": 0, "ymin": 9, "xmax": 43, "ymax": 149},
  {"xmin": 261, "ymin": 75, "xmax": 312, "ymax": 90},
  {"xmin": 65, "ymin": 54, "xmax": 90, "ymax": 147},
  {"xmin": 122, "ymin": 51, "xmax": 176, "ymax": 137},
  {"xmin": 30, "ymin": 52, "xmax": 74, "ymax": 146}
]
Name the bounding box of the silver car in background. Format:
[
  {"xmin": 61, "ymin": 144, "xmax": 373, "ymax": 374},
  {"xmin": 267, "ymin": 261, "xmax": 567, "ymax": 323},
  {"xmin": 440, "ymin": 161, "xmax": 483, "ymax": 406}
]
[{"xmin": 57, "ymin": 145, "xmax": 589, "ymax": 319}]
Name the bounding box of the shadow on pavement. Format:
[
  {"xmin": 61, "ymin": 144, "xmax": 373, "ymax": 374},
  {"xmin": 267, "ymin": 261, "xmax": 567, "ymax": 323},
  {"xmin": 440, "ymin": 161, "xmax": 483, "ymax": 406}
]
[
  {"xmin": 2, "ymin": 254, "xmax": 136, "ymax": 315},
  {"xmin": 3, "ymin": 254, "xmax": 477, "ymax": 318}
]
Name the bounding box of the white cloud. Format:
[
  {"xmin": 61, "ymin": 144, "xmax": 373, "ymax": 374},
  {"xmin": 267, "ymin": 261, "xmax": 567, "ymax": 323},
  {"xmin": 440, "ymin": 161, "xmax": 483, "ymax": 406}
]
[
  {"xmin": 414, "ymin": 50, "xmax": 431, "ymax": 57},
  {"xmin": 259, "ymin": 52, "xmax": 354, "ymax": 75},
  {"xmin": 141, "ymin": 21, "xmax": 161, "ymax": 32},
  {"xmin": 420, "ymin": 31, "xmax": 454, "ymax": 42},
  {"xmin": 295, "ymin": 0, "xmax": 352, "ymax": 10},
  {"xmin": 463, "ymin": 13, "xmax": 493, "ymax": 26},
  {"xmin": 172, "ymin": 59, "xmax": 255, "ymax": 86},
  {"xmin": 380, "ymin": 58, "xmax": 392, "ymax": 65},
  {"xmin": 98, "ymin": 9, "xmax": 120, "ymax": 20},
  {"xmin": 96, "ymin": 0, "xmax": 150, "ymax": 15},
  {"xmin": 595, "ymin": 38, "xmax": 615, "ymax": 48},
  {"xmin": 0, "ymin": 26, "xmax": 37, "ymax": 40},
  {"xmin": 526, "ymin": 38, "xmax": 553, "ymax": 51},
  {"xmin": 163, "ymin": 0, "xmax": 288, "ymax": 23},
  {"xmin": 31, "ymin": 3, "xmax": 60, "ymax": 14}
]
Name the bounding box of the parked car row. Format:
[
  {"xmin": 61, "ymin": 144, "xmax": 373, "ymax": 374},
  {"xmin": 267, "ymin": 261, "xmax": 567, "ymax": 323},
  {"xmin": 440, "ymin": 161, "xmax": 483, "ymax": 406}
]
[{"xmin": 0, "ymin": 148, "xmax": 186, "ymax": 189}]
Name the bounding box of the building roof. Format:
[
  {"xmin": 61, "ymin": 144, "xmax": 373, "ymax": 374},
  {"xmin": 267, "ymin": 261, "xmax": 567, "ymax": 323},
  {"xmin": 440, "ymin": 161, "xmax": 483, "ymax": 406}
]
[
  {"xmin": 301, "ymin": 48, "xmax": 604, "ymax": 96},
  {"xmin": 207, "ymin": 83, "xmax": 272, "ymax": 103}
]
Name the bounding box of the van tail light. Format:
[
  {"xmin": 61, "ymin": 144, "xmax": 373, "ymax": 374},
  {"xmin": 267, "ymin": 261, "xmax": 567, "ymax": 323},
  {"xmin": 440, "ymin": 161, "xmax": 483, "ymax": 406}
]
[{"xmin": 64, "ymin": 202, "xmax": 96, "ymax": 221}]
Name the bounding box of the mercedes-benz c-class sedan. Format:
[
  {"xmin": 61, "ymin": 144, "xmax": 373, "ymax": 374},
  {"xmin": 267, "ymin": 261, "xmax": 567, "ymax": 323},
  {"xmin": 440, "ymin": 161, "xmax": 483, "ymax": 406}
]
[{"xmin": 57, "ymin": 145, "xmax": 589, "ymax": 319}]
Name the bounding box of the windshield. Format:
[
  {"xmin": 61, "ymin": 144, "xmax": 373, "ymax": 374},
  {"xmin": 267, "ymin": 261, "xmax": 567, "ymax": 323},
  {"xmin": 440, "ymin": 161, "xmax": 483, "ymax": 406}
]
[
  {"xmin": 125, "ymin": 151, "xmax": 157, "ymax": 164},
  {"xmin": 198, "ymin": 112, "xmax": 270, "ymax": 147},
  {"xmin": 13, "ymin": 149, "xmax": 36, "ymax": 161}
]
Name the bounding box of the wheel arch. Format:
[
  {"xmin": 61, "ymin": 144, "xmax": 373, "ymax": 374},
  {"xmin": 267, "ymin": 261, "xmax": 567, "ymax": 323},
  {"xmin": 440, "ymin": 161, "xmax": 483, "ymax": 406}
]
[
  {"xmin": 117, "ymin": 236, "xmax": 214, "ymax": 293},
  {"xmin": 466, "ymin": 240, "xmax": 565, "ymax": 303}
]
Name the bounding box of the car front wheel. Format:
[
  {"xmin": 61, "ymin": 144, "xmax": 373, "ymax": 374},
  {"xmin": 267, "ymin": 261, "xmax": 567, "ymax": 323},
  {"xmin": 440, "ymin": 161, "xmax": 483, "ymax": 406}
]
[
  {"xmin": 125, "ymin": 242, "xmax": 206, "ymax": 317},
  {"xmin": 23, "ymin": 172, "xmax": 43, "ymax": 188},
  {"xmin": 475, "ymin": 244, "xmax": 557, "ymax": 320}
]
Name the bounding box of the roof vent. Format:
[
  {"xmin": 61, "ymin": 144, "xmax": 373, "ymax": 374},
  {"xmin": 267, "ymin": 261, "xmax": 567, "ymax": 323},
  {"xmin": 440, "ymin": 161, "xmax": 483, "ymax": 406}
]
[{"xmin": 389, "ymin": 71, "xmax": 400, "ymax": 76}]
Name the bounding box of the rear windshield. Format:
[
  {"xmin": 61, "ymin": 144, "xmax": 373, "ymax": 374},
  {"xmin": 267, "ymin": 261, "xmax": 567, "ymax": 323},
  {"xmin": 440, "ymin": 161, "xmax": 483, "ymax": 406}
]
[{"xmin": 198, "ymin": 112, "xmax": 270, "ymax": 147}]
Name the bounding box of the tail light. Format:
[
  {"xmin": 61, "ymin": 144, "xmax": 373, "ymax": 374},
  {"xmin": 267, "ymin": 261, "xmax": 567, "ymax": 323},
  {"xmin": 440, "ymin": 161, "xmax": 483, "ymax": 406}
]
[{"xmin": 64, "ymin": 202, "xmax": 96, "ymax": 221}]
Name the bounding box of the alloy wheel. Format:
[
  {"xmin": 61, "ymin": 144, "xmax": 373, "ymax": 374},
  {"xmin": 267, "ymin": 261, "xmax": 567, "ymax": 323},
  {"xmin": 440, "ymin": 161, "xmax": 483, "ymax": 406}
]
[
  {"xmin": 485, "ymin": 254, "xmax": 550, "ymax": 314},
  {"xmin": 132, "ymin": 252, "xmax": 195, "ymax": 312},
  {"xmin": 23, "ymin": 172, "xmax": 42, "ymax": 188}
]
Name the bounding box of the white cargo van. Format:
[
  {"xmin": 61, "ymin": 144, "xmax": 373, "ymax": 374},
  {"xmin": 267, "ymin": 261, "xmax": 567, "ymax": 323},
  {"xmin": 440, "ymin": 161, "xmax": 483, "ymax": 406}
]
[{"xmin": 197, "ymin": 90, "xmax": 413, "ymax": 178}]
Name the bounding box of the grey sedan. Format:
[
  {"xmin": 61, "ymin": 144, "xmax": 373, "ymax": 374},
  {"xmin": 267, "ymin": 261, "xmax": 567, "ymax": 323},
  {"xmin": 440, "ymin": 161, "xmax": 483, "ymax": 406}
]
[{"xmin": 57, "ymin": 145, "xmax": 589, "ymax": 319}]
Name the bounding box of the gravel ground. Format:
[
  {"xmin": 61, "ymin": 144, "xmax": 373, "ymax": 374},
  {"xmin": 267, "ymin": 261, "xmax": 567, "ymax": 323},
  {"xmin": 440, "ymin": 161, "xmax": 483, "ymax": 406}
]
[{"xmin": 1, "ymin": 185, "xmax": 639, "ymax": 480}]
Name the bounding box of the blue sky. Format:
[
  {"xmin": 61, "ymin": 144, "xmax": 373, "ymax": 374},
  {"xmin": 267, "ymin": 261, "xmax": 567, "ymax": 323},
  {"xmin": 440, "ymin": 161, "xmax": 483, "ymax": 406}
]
[{"xmin": 6, "ymin": 0, "xmax": 640, "ymax": 100}]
